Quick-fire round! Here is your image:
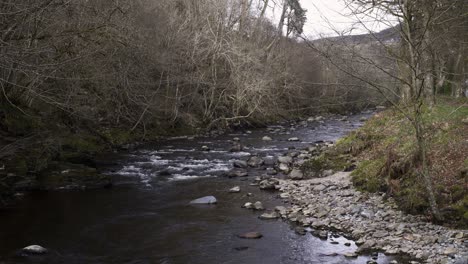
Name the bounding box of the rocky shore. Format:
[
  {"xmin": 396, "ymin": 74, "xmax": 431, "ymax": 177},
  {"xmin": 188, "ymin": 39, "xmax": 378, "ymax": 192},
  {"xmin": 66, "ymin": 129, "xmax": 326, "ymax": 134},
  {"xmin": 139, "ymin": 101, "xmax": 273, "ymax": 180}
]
[
  {"xmin": 221, "ymin": 112, "xmax": 466, "ymax": 263},
  {"xmin": 267, "ymin": 172, "xmax": 467, "ymax": 264}
]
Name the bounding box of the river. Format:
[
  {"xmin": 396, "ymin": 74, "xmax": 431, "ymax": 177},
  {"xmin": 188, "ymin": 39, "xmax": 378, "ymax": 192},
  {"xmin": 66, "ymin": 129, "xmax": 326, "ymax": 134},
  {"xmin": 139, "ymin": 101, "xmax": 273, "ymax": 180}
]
[{"xmin": 0, "ymin": 113, "xmax": 404, "ymax": 264}]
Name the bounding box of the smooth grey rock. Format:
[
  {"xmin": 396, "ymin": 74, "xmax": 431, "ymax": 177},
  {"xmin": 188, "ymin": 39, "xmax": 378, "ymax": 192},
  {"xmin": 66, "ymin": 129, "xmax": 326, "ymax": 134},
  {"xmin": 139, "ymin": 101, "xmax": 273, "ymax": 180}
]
[
  {"xmin": 190, "ymin": 196, "xmax": 217, "ymax": 204},
  {"xmin": 288, "ymin": 137, "xmax": 300, "ymax": 142},
  {"xmin": 201, "ymin": 146, "xmax": 210, "ymax": 151},
  {"xmin": 243, "ymin": 202, "xmax": 253, "ymax": 209},
  {"xmin": 278, "ymin": 156, "xmax": 293, "ymax": 164},
  {"xmin": 259, "ymin": 211, "xmax": 279, "ymax": 220},
  {"xmin": 233, "ymin": 160, "xmax": 248, "ymax": 168},
  {"xmin": 262, "ymin": 136, "xmax": 272, "ymax": 141},
  {"xmin": 288, "ymin": 169, "xmax": 304, "ymax": 180},
  {"xmin": 229, "ymin": 186, "xmax": 241, "ymax": 193},
  {"xmin": 21, "ymin": 245, "xmax": 48, "ymax": 255},
  {"xmin": 247, "ymin": 156, "xmax": 264, "ymax": 167},
  {"xmin": 259, "ymin": 178, "xmax": 279, "ymax": 190},
  {"xmin": 278, "ymin": 163, "xmax": 290, "ymax": 172},
  {"xmin": 344, "ymin": 252, "xmax": 358, "ymax": 258},
  {"xmin": 313, "ymin": 184, "xmax": 326, "ymax": 192}
]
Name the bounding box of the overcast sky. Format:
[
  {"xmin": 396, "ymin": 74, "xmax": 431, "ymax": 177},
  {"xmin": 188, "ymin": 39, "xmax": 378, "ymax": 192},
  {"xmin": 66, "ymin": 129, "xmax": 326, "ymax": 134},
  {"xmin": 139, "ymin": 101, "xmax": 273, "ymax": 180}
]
[{"xmin": 267, "ymin": 0, "xmax": 397, "ymax": 39}]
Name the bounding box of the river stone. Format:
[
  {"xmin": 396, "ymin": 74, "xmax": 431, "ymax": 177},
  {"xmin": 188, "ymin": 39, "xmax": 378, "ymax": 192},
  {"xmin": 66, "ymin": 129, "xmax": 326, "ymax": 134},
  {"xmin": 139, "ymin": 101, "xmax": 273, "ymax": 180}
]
[
  {"xmin": 230, "ymin": 143, "xmax": 243, "ymax": 152},
  {"xmin": 229, "ymin": 186, "xmax": 240, "ymax": 193},
  {"xmin": 356, "ymin": 240, "xmax": 376, "ymax": 253},
  {"xmin": 233, "ymin": 160, "xmax": 248, "ymax": 168},
  {"xmin": 313, "ymin": 184, "xmax": 326, "ymax": 192},
  {"xmin": 21, "ymin": 245, "xmax": 48, "ymax": 255},
  {"xmin": 243, "ymin": 202, "xmax": 253, "ymax": 209},
  {"xmin": 278, "ymin": 163, "xmax": 290, "ymax": 172},
  {"xmin": 253, "ymin": 201, "xmax": 264, "ymax": 210},
  {"xmin": 278, "ymin": 156, "xmax": 293, "ymax": 164},
  {"xmin": 262, "ymin": 136, "xmax": 272, "ymax": 141},
  {"xmin": 247, "ymin": 156, "xmax": 264, "ymax": 167},
  {"xmin": 259, "ymin": 178, "xmax": 279, "ymax": 190},
  {"xmin": 288, "ymin": 137, "xmax": 300, "ymax": 142},
  {"xmin": 443, "ymin": 247, "xmax": 458, "ymax": 255},
  {"xmin": 288, "ymin": 169, "xmax": 304, "ymax": 180},
  {"xmin": 190, "ymin": 196, "xmax": 217, "ymax": 204},
  {"xmin": 238, "ymin": 232, "xmax": 262, "ymax": 239},
  {"xmin": 266, "ymin": 168, "xmax": 277, "ymax": 175},
  {"xmin": 259, "ymin": 211, "xmax": 279, "ymax": 220},
  {"xmin": 275, "ymin": 206, "xmax": 287, "ymax": 215},
  {"xmin": 201, "ymin": 146, "xmax": 210, "ymax": 151}
]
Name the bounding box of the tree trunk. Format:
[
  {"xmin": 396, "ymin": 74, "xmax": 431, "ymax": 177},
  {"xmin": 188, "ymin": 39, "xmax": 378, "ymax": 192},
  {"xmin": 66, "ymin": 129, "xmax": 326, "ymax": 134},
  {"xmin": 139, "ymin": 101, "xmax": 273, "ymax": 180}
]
[
  {"xmin": 278, "ymin": 0, "xmax": 288, "ymax": 36},
  {"xmin": 414, "ymin": 105, "xmax": 443, "ymax": 221}
]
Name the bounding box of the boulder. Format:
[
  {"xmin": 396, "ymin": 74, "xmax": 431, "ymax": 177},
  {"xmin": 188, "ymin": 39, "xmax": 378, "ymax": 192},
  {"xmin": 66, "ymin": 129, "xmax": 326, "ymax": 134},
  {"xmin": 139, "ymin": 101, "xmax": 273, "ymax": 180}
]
[
  {"xmin": 247, "ymin": 156, "xmax": 264, "ymax": 167},
  {"xmin": 190, "ymin": 196, "xmax": 217, "ymax": 204},
  {"xmin": 233, "ymin": 160, "xmax": 248, "ymax": 168},
  {"xmin": 277, "ymin": 156, "xmax": 293, "ymax": 164},
  {"xmin": 288, "ymin": 169, "xmax": 304, "ymax": 180},
  {"xmin": 259, "ymin": 178, "xmax": 279, "ymax": 190},
  {"xmin": 278, "ymin": 163, "xmax": 290, "ymax": 172},
  {"xmin": 262, "ymin": 136, "xmax": 272, "ymax": 141},
  {"xmin": 288, "ymin": 137, "xmax": 300, "ymax": 142}
]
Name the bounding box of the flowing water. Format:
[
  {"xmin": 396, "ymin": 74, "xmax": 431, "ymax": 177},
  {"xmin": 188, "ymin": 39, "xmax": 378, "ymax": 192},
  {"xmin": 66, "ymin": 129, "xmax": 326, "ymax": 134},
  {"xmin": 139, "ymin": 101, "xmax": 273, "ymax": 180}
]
[{"xmin": 0, "ymin": 113, "xmax": 403, "ymax": 264}]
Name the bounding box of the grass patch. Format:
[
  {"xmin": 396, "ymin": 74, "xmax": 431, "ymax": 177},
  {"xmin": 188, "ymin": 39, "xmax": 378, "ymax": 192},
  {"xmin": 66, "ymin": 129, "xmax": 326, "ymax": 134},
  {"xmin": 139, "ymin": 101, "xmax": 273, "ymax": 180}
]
[{"xmin": 332, "ymin": 97, "xmax": 468, "ymax": 227}]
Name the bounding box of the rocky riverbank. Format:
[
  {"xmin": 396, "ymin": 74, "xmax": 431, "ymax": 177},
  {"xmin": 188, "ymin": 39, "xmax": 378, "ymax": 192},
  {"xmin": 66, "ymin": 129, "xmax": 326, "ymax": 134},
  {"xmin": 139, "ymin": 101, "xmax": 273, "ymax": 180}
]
[
  {"xmin": 269, "ymin": 172, "xmax": 467, "ymax": 263},
  {"xmin": 247, "ymin": 142, "xmax": 468, "ymax": 264}
]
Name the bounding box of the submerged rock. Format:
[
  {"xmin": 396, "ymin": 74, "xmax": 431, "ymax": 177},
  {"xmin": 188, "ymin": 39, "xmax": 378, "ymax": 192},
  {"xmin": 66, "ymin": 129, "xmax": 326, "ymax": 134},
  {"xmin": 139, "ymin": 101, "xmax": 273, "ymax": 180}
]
[
  {"xmin": 253, "ymin": 201, "xmax": 264, "ymax": 210},
  {"xmin": 190, "ymin": 196, "xmax": 217, "ymax": 204},
  {"xmin": 238, "ymin": 232, "xmax": 263, "ymax": 239}
]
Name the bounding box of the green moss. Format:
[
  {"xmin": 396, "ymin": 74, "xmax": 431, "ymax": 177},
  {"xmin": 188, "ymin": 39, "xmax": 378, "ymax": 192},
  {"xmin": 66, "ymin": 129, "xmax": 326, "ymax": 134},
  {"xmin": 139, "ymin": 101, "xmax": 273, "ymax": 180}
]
[
  {"xmin": 62, "ymin": 134, "xmax": 104, "ymax": 154},
  {"xmin": 99, "ymin": 128, "xmax": 133, "ymax": 146},
  {"xmin": 351, "ymin": 158, "xmax": 385, "ymax": 193}
]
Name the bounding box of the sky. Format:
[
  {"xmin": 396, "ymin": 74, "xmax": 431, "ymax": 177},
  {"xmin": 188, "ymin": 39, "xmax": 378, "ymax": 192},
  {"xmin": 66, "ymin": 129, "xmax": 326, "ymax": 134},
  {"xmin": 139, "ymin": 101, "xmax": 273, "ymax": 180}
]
[{"xmin": 267, "ymin": 0, "xmax": 397, "ymax": 39}]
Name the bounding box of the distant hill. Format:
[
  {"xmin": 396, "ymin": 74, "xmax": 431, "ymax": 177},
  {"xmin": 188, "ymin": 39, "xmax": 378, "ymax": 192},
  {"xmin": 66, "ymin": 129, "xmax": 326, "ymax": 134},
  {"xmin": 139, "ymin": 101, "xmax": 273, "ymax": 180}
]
[{"xmin": 314, "ymin": 25, "xmax": 401, "ymax": 45}]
